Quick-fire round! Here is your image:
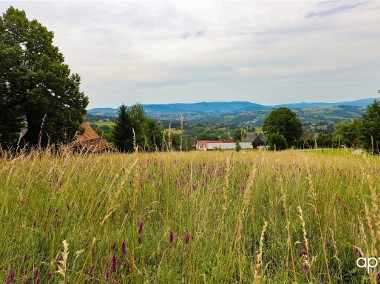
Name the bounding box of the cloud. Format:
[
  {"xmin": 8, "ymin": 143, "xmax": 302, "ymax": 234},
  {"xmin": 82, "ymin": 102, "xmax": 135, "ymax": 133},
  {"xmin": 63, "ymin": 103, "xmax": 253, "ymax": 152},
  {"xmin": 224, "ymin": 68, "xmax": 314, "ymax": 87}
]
[
  {"xmin": 306, "ymin": 1, "xmax": 370, "ymax": 18},
  {"xmin": 1, "ymin": 1, "xmax": 379, "ymax": 107}
]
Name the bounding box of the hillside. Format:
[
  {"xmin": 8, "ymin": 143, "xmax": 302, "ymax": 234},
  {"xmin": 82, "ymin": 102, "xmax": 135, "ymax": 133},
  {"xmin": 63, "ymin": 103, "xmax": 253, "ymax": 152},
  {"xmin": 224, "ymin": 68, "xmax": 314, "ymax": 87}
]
[{"xmin": 88, "ymin": 100, "xmax": 372, "ymax": 126}]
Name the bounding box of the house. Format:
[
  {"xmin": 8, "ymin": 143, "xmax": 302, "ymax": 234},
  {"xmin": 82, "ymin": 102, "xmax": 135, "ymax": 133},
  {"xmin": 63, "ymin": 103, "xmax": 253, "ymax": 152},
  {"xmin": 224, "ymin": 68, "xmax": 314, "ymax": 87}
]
[
  {"xmin": 196, "ymin": 139, "xmax": 253, "ymax": 151},
  {"xmin": 71, "ymin": 122, "xmax": 112, "ymax": 152},
  {"xmin": 243, "ymin": 133, "xmax": 266, "ymax": 149}
]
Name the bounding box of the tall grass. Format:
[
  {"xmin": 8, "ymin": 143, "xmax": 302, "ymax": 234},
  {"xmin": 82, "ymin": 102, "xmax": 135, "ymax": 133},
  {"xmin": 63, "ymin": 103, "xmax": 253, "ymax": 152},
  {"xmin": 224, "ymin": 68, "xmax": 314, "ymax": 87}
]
[{"xmin": 0, "ymin": 148, "xmax": 379, "ymax": 283}]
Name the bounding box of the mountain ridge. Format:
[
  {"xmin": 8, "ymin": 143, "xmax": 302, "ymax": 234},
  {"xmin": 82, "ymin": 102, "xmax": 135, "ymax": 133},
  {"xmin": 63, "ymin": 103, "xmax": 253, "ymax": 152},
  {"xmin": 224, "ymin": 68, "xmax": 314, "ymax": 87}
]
[{"xmin": 88, "ymin": 98, "xmax": 378, "ymax": 116}]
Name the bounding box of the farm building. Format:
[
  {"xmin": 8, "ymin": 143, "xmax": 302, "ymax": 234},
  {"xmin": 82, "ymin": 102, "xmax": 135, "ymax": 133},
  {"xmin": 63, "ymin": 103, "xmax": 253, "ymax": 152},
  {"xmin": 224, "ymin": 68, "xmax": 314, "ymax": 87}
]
[
  {"xmin": 71, "ymin": 122, "xmax": 112, "ymax": 152},
  {"xmin": 196, "ymin": 140, "xmax": 253, "ymax": 151},
  {"xmin": 243, "ymin": 133, "xmax": 266, "ymax": 149}
]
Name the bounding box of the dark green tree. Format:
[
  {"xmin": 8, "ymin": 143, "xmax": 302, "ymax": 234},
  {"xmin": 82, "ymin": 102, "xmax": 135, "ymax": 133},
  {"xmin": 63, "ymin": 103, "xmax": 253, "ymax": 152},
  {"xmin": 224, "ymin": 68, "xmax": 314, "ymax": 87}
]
[
  {"xmin": 334, "ymin": 119, "xmax": 361, "ymax": 148},
  {"xmin": 112, "ymin": 104, "xmax": 133, "ymax": 152},
  {"xmin": 360, "ymin": 98, "xmax": 380, "ymax": 154},
  {"xmin": 262, "ymin": 107, "xmax": 302, "ymax": 148},
  {"xmin": 0, "ymin": 7, "xmax": 88, "ymax": 147},
  {"xmin": 128, "ymin": 103, "xmax": 147, "ymax": 148},
  {"xmin": 232, "ymin": 128, "xmax": 247, "ymax": 142},
  {"xmin": 145, "ymin": 118, "xmax": 163, "ymax": 151},
  {"xmin": 266, "ymin": 133, "xmax": 287, "ymax": 151}
]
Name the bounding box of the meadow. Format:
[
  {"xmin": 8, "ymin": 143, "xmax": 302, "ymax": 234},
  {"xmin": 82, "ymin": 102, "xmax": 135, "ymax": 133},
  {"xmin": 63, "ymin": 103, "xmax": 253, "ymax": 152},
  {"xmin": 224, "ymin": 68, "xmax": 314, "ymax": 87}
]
[{"xmin": 0, "ymin": 149, "xmax": 379, "ymax": 283}]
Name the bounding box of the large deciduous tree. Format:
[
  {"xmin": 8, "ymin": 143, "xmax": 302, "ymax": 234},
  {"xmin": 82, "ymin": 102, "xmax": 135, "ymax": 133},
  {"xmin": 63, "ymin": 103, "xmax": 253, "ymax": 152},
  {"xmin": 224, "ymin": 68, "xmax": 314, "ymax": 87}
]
[
  {"xmin": 262, "ymin": 107, "xmax": 302, "ymax": 148},
  {"xmin": 360, "ymin": 98, "xmax": 380, "ymax": 154},
  {"xmin": 0, "ymin": 7, "xmax": 88, "ymax": 147}
]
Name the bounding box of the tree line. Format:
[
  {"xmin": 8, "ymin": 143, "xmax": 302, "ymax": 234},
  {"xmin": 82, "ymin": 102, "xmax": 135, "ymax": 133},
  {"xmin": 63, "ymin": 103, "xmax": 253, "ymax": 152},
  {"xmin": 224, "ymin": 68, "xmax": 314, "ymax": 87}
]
[{"xmin": 261, "ymin": 95, "xmax": 380, "ymax": 154}]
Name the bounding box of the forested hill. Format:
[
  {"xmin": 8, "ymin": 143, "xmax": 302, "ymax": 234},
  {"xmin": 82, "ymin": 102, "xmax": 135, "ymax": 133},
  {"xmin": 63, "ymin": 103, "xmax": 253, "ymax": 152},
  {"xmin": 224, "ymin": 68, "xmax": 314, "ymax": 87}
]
[{"xmin": 87, "ymin": 98, "xmax": 377, "ymax": 124}]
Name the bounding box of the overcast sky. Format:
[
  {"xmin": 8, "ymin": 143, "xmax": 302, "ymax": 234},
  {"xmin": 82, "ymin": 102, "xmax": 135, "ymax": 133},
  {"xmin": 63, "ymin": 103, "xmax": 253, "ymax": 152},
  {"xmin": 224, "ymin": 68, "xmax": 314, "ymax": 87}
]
[{"xmin": 2, "ymin": 1, "xmax": 380, "ymax": 108}]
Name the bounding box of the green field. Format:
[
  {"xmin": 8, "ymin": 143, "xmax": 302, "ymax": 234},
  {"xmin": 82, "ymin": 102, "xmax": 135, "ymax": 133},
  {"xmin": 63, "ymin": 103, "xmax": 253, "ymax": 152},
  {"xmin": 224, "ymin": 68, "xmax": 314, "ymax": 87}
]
[{"xmin": 0, "ymin": 149, "xmax": 379, "ymax": 283}]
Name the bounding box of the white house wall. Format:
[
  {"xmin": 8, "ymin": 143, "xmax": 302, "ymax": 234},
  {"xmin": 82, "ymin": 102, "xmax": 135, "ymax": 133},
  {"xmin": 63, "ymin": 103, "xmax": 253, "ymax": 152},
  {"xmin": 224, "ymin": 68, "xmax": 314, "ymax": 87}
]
[{"xmin": 204, "ymin": 142, "xmax": 253, "ymax": 150}]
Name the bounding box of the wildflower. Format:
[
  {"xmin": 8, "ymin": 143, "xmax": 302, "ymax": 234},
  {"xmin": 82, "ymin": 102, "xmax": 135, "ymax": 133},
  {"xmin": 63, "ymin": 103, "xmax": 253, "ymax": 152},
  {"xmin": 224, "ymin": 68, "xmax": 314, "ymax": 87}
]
[
  {"xmin": 284, "ymin": 263, "xmax": 288, "ymax": 269},
  {"xmin": 88, "ymin": 265, "xmax": 94, "ymax": 276},
  {"xmin": 111, "ymin": 242, "xmax": 116, "ymax": 251},
  {"xmin": 353, "ymin": 246, "xmax": 363, "ymax": 257},
  {"xmin": 169, "ymin": 231, "xmax": 174, "ymax": 246},
  {"xmin": 343, "ymin": 204, "xmax": 348, "ymax": 213},
  {"xmin": 20, "ymin": 199, "xmax": 24, "ymax": 206},
  {"xmin": 138, "ymin": 220, "xmax": 144, "ymax": 234},
  {"xmin": 299, "ymin": 248, "xmax": 308, "ymax": 256},
  {"xmin": 105, "ymin": 268, "xmax": 111, "ymax": 281},
  {"xmin": 33, "ymin": 269, "xmax": 39, "ymax": 278},
  {"xmin": 111, "ymin": 254, "xmax": 117, "ymax": 272},
  {"xmin": 5, "ymin": 268, "xmax": 15, "ymax": 284},
  {"xmin": 185, "ymin": 233, "xmax": 190, "ymax": 244},
  {"xmin": 23, "ymin": 253, "xmax": 28, "ymax": 262},
  {"xmin": 121, "ymin": 241, "xmax": 126, "ymax": 254},
  {"xmin": 326, "ymin": 241, "xmax": 330, "ymax": 248}
]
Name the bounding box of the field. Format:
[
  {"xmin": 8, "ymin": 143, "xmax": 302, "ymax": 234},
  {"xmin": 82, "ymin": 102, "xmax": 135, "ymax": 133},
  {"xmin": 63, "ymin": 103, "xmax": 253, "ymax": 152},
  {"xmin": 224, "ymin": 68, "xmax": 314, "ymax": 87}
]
[{"xmin": 1, "ymin": 149, "xmax": 379, "ymax": 283}]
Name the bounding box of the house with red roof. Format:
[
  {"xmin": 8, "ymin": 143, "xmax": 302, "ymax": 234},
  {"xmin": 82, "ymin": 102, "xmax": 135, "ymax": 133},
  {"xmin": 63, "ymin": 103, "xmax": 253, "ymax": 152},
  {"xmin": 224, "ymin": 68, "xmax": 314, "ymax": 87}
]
[{"xmin": 71, "ymin": 122, "xmax": 112, "ymax": 152}]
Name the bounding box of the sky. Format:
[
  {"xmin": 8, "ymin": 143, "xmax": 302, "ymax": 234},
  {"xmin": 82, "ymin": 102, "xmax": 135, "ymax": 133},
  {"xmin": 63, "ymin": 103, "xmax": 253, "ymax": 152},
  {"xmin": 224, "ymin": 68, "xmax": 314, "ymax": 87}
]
[{"xmin": 1, "ymin": 1, "xmax": 380, "ymax": 108}]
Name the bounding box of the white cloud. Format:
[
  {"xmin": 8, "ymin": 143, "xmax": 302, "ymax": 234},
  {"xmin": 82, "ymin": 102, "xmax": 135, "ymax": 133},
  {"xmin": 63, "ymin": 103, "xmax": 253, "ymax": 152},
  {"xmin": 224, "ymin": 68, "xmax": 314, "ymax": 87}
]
[{"xmin": 1, "ymin": 1, "xmax": 379, "ymax": 107}]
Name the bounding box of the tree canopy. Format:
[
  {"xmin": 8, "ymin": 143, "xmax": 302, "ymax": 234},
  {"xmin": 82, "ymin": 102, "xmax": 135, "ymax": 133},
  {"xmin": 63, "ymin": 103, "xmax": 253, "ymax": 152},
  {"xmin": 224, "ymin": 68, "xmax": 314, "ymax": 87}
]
[
  {"xmin": 112, "ymin": 104, "xmax": 134, "ymax": 152},
  {"xmin": 262, "ymin": 107, "xmax": 302, "ymax": 147},
  {"xmin": 112, "ymin": 103, "xmax": 163, "ymax": 152},
  {"xmin": 360, "ymin": 99, "xmax": 380, "ymax": 154},
  {"xmin": 0, "ymin": 7, "xmax": 88, "ymax": 147}
]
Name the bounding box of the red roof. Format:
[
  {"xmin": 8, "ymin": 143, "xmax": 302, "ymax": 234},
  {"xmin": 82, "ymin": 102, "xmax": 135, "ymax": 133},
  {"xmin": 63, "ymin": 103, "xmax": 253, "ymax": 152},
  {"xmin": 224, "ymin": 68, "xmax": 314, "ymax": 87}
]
[
  {"xmin": 71, "ymin": 122, "xmax": 112, "ymax": 152},
  {"xmin": 74, "ymin": 122, "xmax": 100, "ymax": 142}
]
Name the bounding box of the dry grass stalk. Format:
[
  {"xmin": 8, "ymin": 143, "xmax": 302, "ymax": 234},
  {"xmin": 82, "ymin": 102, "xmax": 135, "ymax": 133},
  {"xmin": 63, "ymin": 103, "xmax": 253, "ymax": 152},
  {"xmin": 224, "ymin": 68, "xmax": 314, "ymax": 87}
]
[
  {"xmin": 254, "ymin": 221, "xmax": 268, "ymax": 284},
  {"xmin": 56, "ymin": 239, "xmax": 69, "ymax": 282}
]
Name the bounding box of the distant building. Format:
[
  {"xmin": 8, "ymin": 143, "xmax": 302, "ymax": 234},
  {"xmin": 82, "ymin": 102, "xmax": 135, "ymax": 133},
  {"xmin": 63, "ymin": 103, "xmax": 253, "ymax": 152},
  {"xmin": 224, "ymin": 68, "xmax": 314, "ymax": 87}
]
[
  {"xmin": 196, "ymin": 139, "xmax": 253, "ymax": 151},
  {"xmin": 243, "ymin": 133, "xmax": 266, "ymax": 149},
  {"xmin": 71, "ymin": 122, "xmax": 112, "ymax": 152}
]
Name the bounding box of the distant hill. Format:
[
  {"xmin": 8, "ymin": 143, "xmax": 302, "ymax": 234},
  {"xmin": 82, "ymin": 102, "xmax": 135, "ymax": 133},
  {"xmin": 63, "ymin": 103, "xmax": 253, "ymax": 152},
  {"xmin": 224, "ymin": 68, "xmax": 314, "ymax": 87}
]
[
  {"xmin": 88, "ymin": 98, "xmax": 377, "ymax": 116},
  {"xmin": 278, "ymin": 98, "xmax": 377, "ymax": 108}
]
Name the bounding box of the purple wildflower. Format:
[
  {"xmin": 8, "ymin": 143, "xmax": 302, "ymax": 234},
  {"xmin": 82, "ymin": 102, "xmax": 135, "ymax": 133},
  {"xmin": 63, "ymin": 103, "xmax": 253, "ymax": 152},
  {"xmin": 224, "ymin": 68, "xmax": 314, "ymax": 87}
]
[
  {"xmin": 23, "ymin": 253, "xmax": 28, "ymax": 262},
  {"xmin": 299, "ymin": 249, "xmax": 308, "ymax": 256},
  {"xmin": 88, "ymin": 265, "xmax": 95, "ymax": 276},
  {"xmin": 121, "ymin": 241, "xmax": 126, "ymax": 254},
  {"xmin": 284, "ymin": 263, "xmax": 288, "ymax": 269},
  {"xmin": 138, "ymin": 220, "xmax": 144, "ymax": 234},
  {"xmin": 20, "ymin": 199, "xmax": 24, "ymax": 206},
  {"xmin": 105, "ymin": 268, "xmax": 111, "ymax": 281},
  {"xmin": 343, "ymin": 204, "xmax": 348, "ymax": 213},
  {"xmin": 169, "ymin": 231, "xmax": 174, "ymax": 247},
  {"xmin": 33, "ymin": 269, "xmax": 39, "ymax": 278},
  {"xmin": 185, "ymin": 233, "xmax": 190, "ymax": 244},
  {"xmin": 5, "ymin": 268, "xmax": 15, "ymax": 284},
  {"xmin": 326, "ymin": 241, "xmax": 330, "ymax": 248},
  {"xmin": 111, "ymin": 254, "xmax": 117, "ymax": 272}
]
